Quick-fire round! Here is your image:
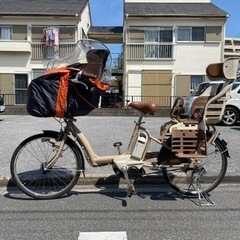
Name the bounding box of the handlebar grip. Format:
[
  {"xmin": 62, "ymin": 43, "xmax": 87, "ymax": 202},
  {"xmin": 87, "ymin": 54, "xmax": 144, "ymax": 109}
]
[{"xmin": 78, "ymin": 70, "xmax": 97, "ymax": 79}]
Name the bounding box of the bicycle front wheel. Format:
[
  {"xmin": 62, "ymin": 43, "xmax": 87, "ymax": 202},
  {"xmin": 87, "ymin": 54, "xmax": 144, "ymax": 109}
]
[
  {"xmin": 162, "ymin": 137, "xmax": 228, "ymax": 196},
  {"xmin": 10, "ymin": 132, "xmax": 82, "ymax": 200}
]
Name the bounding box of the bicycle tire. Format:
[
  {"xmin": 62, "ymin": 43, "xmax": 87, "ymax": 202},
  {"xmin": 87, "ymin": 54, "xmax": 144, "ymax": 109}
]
[
  {"xmin": 10, "ymin": 131, "xmax": 83, "ymax": 200},
  {"xmin": 162, "ymin": 137, "xmax": 228, "ymax": 196}
]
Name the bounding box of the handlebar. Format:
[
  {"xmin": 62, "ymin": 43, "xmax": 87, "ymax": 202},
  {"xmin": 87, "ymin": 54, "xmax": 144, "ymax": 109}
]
[
  {"xmin": 78, "ymin": 70, "xmax": 97, "ymax": 79},
  {"xmin": 68, "ymin": 67, "xmax": 98, "ymax": 80}
]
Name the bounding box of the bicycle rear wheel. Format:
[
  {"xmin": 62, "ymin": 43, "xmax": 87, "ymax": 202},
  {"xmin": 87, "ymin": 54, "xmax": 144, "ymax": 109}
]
[
  {"xmin": 10, "ymin": 132, "xmax": 82, "ymax": 200},
  {"xmin": 162, "ymin": 137, "xmax": 228, "ymax": 196}
]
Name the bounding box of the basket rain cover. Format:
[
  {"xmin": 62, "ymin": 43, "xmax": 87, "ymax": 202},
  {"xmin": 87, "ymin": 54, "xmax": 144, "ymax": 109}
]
[
  {"xmin": 27, "ymin": 74, "xmax": 61, "ymax": 117},
  {"xmin": 66, "ymin": 82, "xmax": 101, "ymax": 117}
]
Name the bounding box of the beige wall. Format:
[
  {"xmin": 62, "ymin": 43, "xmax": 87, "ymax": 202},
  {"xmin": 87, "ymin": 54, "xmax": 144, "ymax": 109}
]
[
  {"xmin": 128, "ymin": 28, "xmax": 144, "ymax": 43},
  {"xmin": 13, "ymin": 25, "xmax": 27, "ymax": 40},
  {"xmin": 206, "ymin": 26, "xmax": 222, "ymax": 42},
  {"xmin": 59, "ymin": 26, "xmax": 75, "ymax": 43},
  {"xmin": 0, "ymin": 73, "xmax": 14, "ymax": 94},
  {"xmin": 175, "ymin": 75, "xmax": 191, "ymax": 96}
]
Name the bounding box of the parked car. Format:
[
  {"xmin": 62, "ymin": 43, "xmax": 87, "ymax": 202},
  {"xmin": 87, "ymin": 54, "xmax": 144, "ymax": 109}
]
[
  {"xmin": 222, "ymin": 82, "xmax": 240, "ymax": 126},
  {"xmin": 0, "ymin": 95, "xmax": 5, "ymax": 113},
  {"xmin": 184, "ymin": 81, "xmax": 240, "ymax": 126}
]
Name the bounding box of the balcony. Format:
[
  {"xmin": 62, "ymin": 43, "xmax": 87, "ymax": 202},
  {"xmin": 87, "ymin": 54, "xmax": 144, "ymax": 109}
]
[{"xmin": 126, "ymin": 43, "xmax": 174, "ymax": 60}]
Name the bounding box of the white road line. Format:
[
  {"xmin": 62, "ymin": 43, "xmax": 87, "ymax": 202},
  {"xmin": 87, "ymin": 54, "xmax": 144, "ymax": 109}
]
[{"xmin": 78, "ymin": 231, "xmax": 127, "ymax": 240}]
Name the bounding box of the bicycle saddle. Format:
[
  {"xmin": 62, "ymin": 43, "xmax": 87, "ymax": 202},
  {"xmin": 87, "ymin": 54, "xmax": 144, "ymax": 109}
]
[{"xmin": 129, "ymin": 102, "xmax": 159, "ymax": 115}]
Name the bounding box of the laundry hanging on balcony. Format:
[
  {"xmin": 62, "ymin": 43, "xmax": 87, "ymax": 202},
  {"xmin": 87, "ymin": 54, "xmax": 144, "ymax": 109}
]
[{"xmin": 43, "ymin": 27, "xmax": 59, "ymax": 46}]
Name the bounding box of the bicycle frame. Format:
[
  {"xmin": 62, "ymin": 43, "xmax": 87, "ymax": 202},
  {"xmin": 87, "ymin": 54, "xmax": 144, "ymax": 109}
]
[{"xmin": 46, "ymin": 112, "xmax": 162, "ymax": 169}]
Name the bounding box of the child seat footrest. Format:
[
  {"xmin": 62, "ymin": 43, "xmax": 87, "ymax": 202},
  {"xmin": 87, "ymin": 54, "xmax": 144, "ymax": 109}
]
[{"xmin": 176, "ymin": 153, "xmax": 207, "ymax": 159}]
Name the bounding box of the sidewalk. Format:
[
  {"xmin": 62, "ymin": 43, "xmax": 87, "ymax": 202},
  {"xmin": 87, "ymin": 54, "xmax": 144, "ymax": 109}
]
[{"xmin": 1, "ymin": 115, "xmax": 240, "ymax": 187}]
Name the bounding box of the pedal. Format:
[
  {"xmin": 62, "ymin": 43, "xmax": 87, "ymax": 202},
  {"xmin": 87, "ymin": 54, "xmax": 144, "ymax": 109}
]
[
  {"xmin": 113, "ymin": 141, "xmax": 122, "ymax": 155},
  {"xmin": 127, "ymin": 185, "xmax": 136, "ymax": 198},
  {"xmin": 149, "ymin": 162, "xmax": 159, "ymax": 170}
]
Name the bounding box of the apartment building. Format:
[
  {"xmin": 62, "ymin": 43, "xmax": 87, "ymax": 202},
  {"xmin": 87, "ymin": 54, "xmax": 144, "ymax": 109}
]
[
  {"xmin": 0, "ymin": 0, "xmax": 91, "ymax": 105},
  {"xmin": 123, "ymin": 0, "xmax": 228, "ymax": 105},
  {"xmin": 224, "ymin": 38, "xmax": 240, "ymax": 59}
]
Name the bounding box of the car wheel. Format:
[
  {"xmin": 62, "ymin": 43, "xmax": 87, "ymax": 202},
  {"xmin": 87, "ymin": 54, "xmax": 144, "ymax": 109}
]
[{"xmin": 222, "ymin": 107, "xmax": 239, "ymax": 126}]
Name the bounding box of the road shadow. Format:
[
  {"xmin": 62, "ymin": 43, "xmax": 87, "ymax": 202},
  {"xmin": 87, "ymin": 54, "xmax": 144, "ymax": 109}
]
[
  {"xmin": 230, "ymin": 126, "xmax": 240, "ymax": 131},
  {"xmin": 4, "ymin": 179, "xmax": 74, "ymax": 201},
  {"xmin": 4, "ymin": 175, "xmax": 213, "ymax": 207},
  {"xmin": 71, "ymin": 176, "xmax": 211, "ymax": 207}
]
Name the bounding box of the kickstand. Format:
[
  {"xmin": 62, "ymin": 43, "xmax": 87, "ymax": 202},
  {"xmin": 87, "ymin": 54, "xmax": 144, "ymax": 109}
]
[
  {"xmin": 122, "ymin": 167, "xmax": 136, "ymax": 197},
  {"xmin": 196, "ymin": 183, "xmax": 215, "ymax": 207},
  {"xmin": 190, "ymin": 168, "xmax": 215, "ymax": 207}
]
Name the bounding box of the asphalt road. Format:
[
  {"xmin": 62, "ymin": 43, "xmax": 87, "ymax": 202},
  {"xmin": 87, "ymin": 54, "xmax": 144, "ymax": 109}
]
[
  {"xmin": 1, "ymin": 183, "xmax": 240, "ymax": 240},
  {"xmin": 1, "ymin": 115, "xmax": 240, "ymax": 180}
]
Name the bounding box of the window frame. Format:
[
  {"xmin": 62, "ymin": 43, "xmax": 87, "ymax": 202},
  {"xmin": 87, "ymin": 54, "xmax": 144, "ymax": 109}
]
[
  {"xmin": 190, "ymin": 75, "xmax": 204, "ymax": 94},
  {"xmin": 14, "ymin": 74, "xmax": 28, "ymax": 105},
  {"xmin": 144, "ymin": 27, "xmax": 173, "ymax": 59},
  {"xmin": 177, "ymin": 26, "xmax": 205, "ymax": 42}
]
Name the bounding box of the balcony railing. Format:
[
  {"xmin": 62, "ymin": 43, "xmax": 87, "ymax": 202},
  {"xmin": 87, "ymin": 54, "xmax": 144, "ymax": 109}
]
[
  {"xmin": 1, "ymin": 93, "xmax": 27, "ymax": 106},
  {"xmin": 31, "ymin": 43, "xmax": 75, "ymax": 59},
  {"xmin": 126, "ymin": 43, "xmax": 174, "ymax": 60}
]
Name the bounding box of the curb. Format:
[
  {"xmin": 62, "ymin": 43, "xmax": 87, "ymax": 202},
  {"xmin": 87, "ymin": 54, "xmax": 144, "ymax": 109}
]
[{"xmin": 1, "ymin": 174, "xmax": 240, "ymax": 188}]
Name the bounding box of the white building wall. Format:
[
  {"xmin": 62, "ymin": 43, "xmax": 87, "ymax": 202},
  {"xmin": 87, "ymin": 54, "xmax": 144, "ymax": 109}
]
[
  {"xmin": 0, "ymin": 53, "xmax": 31, "ymax": 73},
  {"xmin": 79, "ymin": 3, "xmax": 91, "ymax": 39},
  {"xmin": 127, "ymin": 72, "xmax": 142, "ymax": 96},
  {"xmin": 174, "ymin": 43, "xmax": 222, "ymax": 74}
]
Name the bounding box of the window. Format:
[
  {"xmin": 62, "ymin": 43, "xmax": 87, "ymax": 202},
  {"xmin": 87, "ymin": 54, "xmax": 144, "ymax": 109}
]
[
  {"xmin": 0, "ymin": 26, "xmax": 12, "ymax": 40},
  {"xmin": 177, "ymin": 27, "xmax": 205, "ymax": 42},
  {"xmin": 190, "ymin": 75, "xmax": 204, "ymax": 93},
  {"xmin": 144, "ymin": 27, "xmax": 173, "ymax": 59},
  {"xmin": 15, "ymin": 74, "xmax": 28, "ymax": 104}
]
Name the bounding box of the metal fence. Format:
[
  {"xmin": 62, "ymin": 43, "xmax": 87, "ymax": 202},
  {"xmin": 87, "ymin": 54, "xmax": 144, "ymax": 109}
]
[
  {"xmin": 1, "ymin": 94, "xmax": 26, "ymax": 106},
  {"xmin": 124, "ymin": 95, "xmax": 177, "ymax": 108},
  {"xmin": 1, "ymin": 93, "xmax": 181, "ymax": 109}
]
